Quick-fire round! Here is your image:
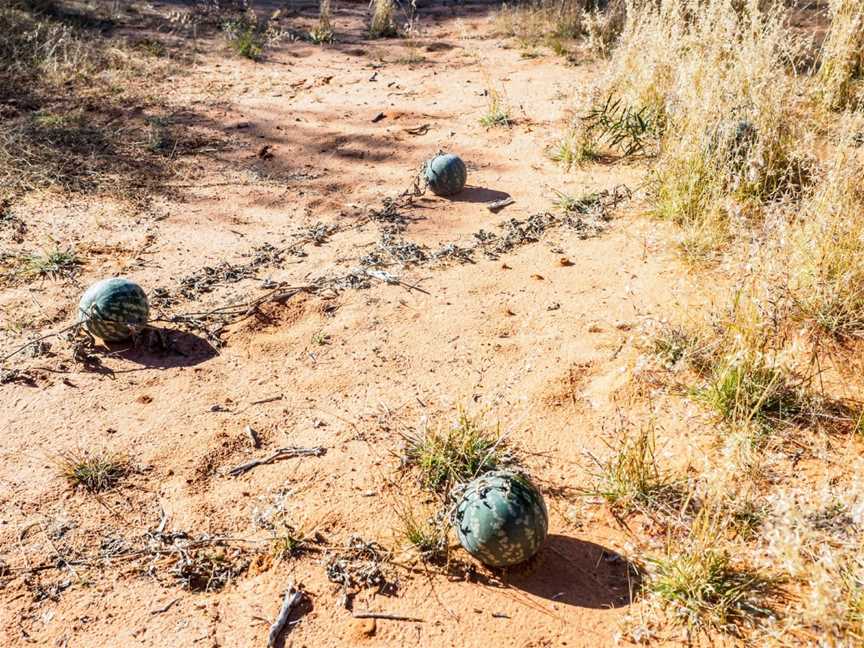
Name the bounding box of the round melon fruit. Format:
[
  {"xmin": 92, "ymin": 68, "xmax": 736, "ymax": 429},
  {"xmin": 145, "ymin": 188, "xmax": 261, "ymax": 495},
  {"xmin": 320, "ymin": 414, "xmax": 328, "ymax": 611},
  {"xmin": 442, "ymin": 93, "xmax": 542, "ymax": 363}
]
[
  {"xmin": 78, "ymin": 278, "xmax": 149, "ymax": 342},
  {"xmin": 452, "ymin": 470, "xmax": 548, "ymax": 567},
  {"xmin": 424, "ymin": 153, "xmax": 467, "ymax": 197}
]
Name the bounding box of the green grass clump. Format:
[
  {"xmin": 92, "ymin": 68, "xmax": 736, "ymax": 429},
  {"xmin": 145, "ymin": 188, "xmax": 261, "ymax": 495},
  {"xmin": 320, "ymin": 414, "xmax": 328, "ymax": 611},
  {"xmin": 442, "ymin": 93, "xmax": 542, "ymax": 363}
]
[
  {"xmin": 18, "ymin": 246, "xmax": 80, "ymax": 281},
  {"xmin": 697, "ymin": 357, "xmax": 803, "ymax": 428},
  {"xmin": 58, "ymin": 449, "xmax": 128, "ymax": 492},
  {"xmin": 645, "ymin": 509, "xmax": 781, "ymax": 635},
  {"xmin": 582, "ymin": 94, "xmax": 661, "ymax": 158},
  {"xmin": 648, "ymin": 548, "xmax": 778, "ymax": 634},
  {"xmin": 587, "ymin": 425, "xmax": 688, "ymax": 517},
  {"xmin": 225, "ymin": 21, "xmax": 264, "ymax": 60},
  {"xmin": 402, "ymin": 411, "xmax": 510, "ymax": 492},
  {"xmin": 395, "ymin": 503, "xmax": 448, "ymax": 563}
]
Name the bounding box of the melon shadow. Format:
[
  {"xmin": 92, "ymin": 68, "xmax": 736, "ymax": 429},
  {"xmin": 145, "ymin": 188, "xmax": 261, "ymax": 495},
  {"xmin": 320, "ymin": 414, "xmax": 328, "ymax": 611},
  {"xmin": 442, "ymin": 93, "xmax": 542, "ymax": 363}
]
[
  {"xmin": 507, "ymin": 534, "xmax": 640, "ymax": 609},
  {"xmin": 447, "ymin": 186, "xmax": 511, "ymax": 204},
  {"xmin": 111, "ymin": 328, "xmax": 218, "ymax": 369}
]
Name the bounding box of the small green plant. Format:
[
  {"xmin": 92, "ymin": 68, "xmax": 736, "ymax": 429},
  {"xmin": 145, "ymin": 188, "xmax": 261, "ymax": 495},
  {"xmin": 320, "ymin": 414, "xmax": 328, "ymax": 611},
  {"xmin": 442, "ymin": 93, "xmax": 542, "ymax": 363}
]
[
  {"xmin": 223, "ymin": 13, "xmax": 272, "ymax": 61},
  {"xmin": 270, "ymin": 526, "xmax": 308, "ymax": 561},
  {"xmin": 311, "ymin": 330, "xmax": 331, "ymax": 346},
  {"xmin": 401, "ymin": 410, "xmax": 511, "ymax": 492},
  {"xmin": 369, "ymin": 0, "xmax": 398, "ymax": 39},
  {"xmin": 586, "ymin": 425, "xmax": 688, "ymax": 517},
  {"xmin": 395, "ymin": 503, "xmax": 448, "ymax": 563},
  {"xmin": 57, "ymin": 449, "xmax": 128, "ymax": 492},
  {"xmin": 19, "ymin": 246, "xmax": 80, "ymax": 281}
]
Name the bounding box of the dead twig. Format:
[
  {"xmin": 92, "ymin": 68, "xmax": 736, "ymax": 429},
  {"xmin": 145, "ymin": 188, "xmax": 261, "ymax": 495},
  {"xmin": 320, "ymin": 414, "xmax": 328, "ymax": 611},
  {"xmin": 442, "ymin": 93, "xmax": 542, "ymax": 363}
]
[
  {"xmin": 352, "ymin": 611, "xmax": 424, "ymax": 622},
  {"xmin": 267, "ymin": 582, "xmax": 305, "ymax": 648},
  {"xmin": 150, "ymin": 598, "xmax": 180, "ymax": 615},
  {"xmin": 227, "ymin": 446, "xmax": 326, "ymax": 477}
]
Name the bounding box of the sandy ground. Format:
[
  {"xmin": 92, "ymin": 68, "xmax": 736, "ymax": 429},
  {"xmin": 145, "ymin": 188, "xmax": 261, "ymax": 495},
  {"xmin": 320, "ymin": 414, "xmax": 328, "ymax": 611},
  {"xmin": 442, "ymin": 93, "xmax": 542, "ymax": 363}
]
[{"xmin": 0, "ymin": 4, "xmax": 715, "ymax": 647}]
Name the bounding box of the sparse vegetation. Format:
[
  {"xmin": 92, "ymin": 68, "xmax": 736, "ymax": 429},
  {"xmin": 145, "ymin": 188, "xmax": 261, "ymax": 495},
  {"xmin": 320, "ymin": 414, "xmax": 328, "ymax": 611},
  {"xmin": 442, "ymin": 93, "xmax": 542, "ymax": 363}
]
[
  {"xmin": 223, "ymin": 14, "xmax": 265, "ymax": 60},
  {"xmin": 647, "ymin": 540, "xmax": 780, "ymax": 635},
  {"xmin": 17, "ymin": 246, "xmax": 80, "ymax": 281},
  {"xmin": 5, "ymin": 1, "xmax": 864, "ymax": 645},
  {"xmin": 647, "ymin": 322, "xmax": 713, "ymax": 372},
  {"xmin": 401, "ymin": 410, "xmax": 511, "ymax": 492},
  {"xmin": 57, "ymin": 449, "xmax": 128, "ymax": 492},
  {"xmin": 550, "ymin": 122, "xmax": 600, "ymax": 167},
  {"xmin": 697, "ymin": 356, "xmax": 803, "ymax": 429},
  {"xmin": 480, "ymin": 82, "xmax": 512, "ymax": 129},
  {"xmin": 310, "ymin": 0, "xmax": 335, "ymax": 44},
  {"xmin": 587, "ymin": 424, "xmax": 688, "ymax": 517},
  {"xmin": 395, "ymin": 503, "xmax": 449, "ymax": 563},
  {"xmin": 311, "ymin": 330, "xmax": 331, "ymax": 346},
  {"xmin": 495, "ymin": 0, "xmax": 594, "ymax": 46}
]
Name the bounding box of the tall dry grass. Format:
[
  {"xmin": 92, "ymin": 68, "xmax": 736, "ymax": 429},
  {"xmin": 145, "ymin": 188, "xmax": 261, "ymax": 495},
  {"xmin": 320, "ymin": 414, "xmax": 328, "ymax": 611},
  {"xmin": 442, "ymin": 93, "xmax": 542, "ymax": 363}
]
[
  {"xmin": 601, "ymin": 0, "xmax": 808, "ymax": 258},
  {"xmin": 786, "ymin": 121, "xmax": 864, "ymax": 340},
  {"xmin": 575, "ymin": 2, "xmax": 864, "ymax": 642},
  {"xmin": 818, "ymin": 0, "xmax": 864, "ymax": 111}
]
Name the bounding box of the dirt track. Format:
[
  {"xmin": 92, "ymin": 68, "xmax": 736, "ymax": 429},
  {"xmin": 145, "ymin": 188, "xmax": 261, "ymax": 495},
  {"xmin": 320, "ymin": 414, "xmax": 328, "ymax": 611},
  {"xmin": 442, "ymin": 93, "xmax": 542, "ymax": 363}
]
[{"xmin": 0, "ymin": 5, "xmax": 708, "ymax": 646}]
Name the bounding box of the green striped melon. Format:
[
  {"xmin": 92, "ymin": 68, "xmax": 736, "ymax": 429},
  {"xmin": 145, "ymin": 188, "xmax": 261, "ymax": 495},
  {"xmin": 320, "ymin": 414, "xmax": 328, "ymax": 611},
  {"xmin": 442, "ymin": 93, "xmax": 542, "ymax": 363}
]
[
  {"xmin": 452, "ymin": 470, "xmax": 548, "ymax": 567},
  {"xmin": 424, "ymin": 153, "xmax": 467, "ymax": 197},
  {"xmin": 78, "ymin": 278, "xmax": 149, "ymax": 342}
]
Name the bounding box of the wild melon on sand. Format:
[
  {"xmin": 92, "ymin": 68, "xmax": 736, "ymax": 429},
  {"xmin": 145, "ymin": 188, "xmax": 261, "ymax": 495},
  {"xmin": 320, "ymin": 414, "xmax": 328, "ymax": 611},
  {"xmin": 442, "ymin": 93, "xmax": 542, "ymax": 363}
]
[
  {"xmin": 78, "ymin": 278, "xmax": 149, "ymax": 342},
  {"xmin": 452, "ymin": 470, "xmax": 548, "ymax": 567}
]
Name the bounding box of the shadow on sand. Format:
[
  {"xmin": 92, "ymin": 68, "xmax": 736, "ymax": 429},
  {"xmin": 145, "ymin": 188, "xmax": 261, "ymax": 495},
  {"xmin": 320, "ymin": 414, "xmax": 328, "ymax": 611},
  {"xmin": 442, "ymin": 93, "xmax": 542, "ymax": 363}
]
[{"xmin": 506, "ymin": 534, "xmax": 640, "ymax": 609}]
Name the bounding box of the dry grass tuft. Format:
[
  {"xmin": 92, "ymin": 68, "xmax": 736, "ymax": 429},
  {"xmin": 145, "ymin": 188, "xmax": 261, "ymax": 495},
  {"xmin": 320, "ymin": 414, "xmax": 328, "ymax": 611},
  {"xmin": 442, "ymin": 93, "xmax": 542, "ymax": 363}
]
[
  {"xmin": 395, "ymin": 503, "xmax": 449, "ymax": 564},
  {"xmin": 369, "ymin": 0, "xmax": 398, "ymax": 39},
  {"xmin": 586, "ymin": 424, "xmax": 689, "ymax": 518},
  {"xmin": 57, "ymin": 449, "xmax": 128, "ymax": 492},
  {"xmin": 0, "ymin": 3, "xmax": 188, "ymax": 203},
  {"xmin": 495, "ymin": 0, "xmax": 590, "ymax": 45},
  {"xmin": 786, "ymin": 131, "xmax": 864, "ymax": 340},
  {"xmin": 645, "ymin": 510, "xmax": 782, "ymax": 636}
]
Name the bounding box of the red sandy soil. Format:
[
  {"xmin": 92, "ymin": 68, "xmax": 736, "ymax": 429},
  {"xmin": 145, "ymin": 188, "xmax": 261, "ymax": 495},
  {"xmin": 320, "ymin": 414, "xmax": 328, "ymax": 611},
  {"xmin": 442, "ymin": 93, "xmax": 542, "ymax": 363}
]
[{"xmin": 1, "ymin": 4, "xmax": 720, "ymax": 647}]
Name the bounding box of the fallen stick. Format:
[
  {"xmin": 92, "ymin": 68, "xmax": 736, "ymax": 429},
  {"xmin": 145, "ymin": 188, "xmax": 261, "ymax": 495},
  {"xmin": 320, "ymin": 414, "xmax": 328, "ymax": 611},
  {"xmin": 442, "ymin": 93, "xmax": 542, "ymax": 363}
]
[
  {"xmin": 351, "ymin": 611, "xmax": 424, "ymax": 622},
  {"xmin": 249, "ymin": 394, "xmax": 284, "ymax": 406},
  {"xmin": 150, "ymin": 598, "xmax": 180, "ymax": 615},
  {"xmin": 486, "ymin": 197, "xmax": 515, "ymax": 213},
  {"xmin": 228, "ymin": 446, "xmax": 326, "ymax": 477},
  {"xmin": 267, "ymin": 583, "xmax": 304, "ymax": 648}
]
